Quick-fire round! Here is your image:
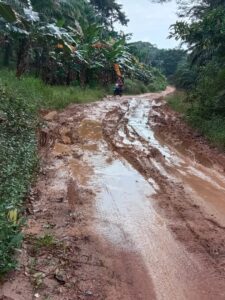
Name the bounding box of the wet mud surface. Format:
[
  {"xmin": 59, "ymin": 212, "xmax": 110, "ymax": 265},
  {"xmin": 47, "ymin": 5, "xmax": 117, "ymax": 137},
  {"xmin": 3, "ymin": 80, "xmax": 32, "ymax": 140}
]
[{"xmin": 1, "ymin": 87, "xmax": 225, "ymax": 300}]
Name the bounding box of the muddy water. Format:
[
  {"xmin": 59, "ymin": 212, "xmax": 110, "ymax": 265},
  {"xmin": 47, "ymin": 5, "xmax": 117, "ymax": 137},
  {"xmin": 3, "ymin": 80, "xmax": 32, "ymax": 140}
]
[
  {"xmin": 78, "ymin": 94, "xmax": 225, "ymax": 300},
  {"xmin": 93, "ymin": 156, "xmax": 211, "ymax": 300},
  {"xmin": 117, "ymin": 97, "xmax": 225, "ymax": 224}
]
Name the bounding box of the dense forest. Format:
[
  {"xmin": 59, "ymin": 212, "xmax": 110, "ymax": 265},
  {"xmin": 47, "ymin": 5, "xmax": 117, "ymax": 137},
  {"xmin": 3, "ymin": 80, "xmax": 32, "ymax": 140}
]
[{"xmin": 129, "ymin": 41, "xmax": 186, "ymax": 79}]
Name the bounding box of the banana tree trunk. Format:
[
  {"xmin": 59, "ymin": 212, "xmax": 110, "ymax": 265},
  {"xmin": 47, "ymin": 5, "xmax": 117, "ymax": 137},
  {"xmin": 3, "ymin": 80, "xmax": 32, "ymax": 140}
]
[
  {"xmin": 3, "ymin": 37, "xmax": 11, "ymax": 67},
  {"xmin": 79, "ymin": 66, "xmax": 87, "ymax": 87},
  {"xmin": 16, "ymin": 38, "xmax": 30, "ymax": 78},
  {"xmin": 66, "ymin": 64, "xmax": 72, "ymax": 86}
]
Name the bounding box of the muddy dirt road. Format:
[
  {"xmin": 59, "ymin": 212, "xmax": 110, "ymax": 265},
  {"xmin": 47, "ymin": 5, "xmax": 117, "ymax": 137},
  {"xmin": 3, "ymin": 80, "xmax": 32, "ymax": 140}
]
[{"xmin": 2, "ymin": 87, "xmax": 225, "ymax": 300}]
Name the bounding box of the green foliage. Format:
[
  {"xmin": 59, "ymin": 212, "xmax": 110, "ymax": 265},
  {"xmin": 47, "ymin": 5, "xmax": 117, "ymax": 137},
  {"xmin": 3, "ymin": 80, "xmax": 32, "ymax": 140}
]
[
  {"xmin": 129, "ymin": 41, "xmax": 186, "ymax": 78},
  {"xmin": 90, "ymin": 0, "xmax": 129, "ymax": 27},
  {"xmin": 124, "ymin": 79, "xmax": 148, "ymax": 95},
  {"xmin": 189, "ymin": 63, "xmax": 225, "ymax": 115},
  {"xmin": 168, "ymin": 0, "xmax": 225, "ymax": 147},
  {"xmin": 171, "ymin": 2, "xmax": 225, "ymax": 66},
  {"xmin": 147, "ymin": 68, "xmax": 167, "ymax": 92},
  {"xmin": 172, "ymin": 62, "xmax": 197, "ymax": 90},
  {"xmin": 129, "ymin": 41, "xmax": 158, "ymax": 65},
  {"xmin": 0, "ymin": 69, "xmax": 106, "ymax": 109},
  {"xmin": 188, "ymin": 112, "xmax": 225, "ymax": 148},
  {"xmin": 167, "ymin": 91, "xmax": 225, "ymax": 148},
  {"xmin": 166, "ymin": 91, "xmax": 190, "ymax": 114},
  {"xmin": 124, "ymin": 69, "xmax": 166, "ymax": 95},
  {"xmin": 0, "ymin": 2, "xmax": 18, "ymax": 22},
  {"xmin": 0, "ymin": 83, "xmax": 38, "ymax": 276},
  {"xmin": 0, "ymin": 1, "xmax": 164, "ymax": 88},
  {"xmin": 152, "ymin": 48, "xmax": 186, "ymax": 78},
  {"xmin": 33, "ymin": 234, "xmax": 57, "ymax": 249}
]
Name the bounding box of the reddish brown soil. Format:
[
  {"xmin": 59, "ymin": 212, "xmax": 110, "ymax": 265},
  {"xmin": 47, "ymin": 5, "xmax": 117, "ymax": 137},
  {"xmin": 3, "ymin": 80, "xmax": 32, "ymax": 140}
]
[{"xmin": 1, "ymin": 87, "xmax": 225, "ymax": 300}]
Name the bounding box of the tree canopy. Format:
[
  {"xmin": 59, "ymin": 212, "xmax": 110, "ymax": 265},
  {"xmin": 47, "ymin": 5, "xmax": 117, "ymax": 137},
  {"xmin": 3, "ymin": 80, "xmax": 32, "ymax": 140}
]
[{"xmin": 129, "ymin": 41, "xmax": 186, "ymax": 78}]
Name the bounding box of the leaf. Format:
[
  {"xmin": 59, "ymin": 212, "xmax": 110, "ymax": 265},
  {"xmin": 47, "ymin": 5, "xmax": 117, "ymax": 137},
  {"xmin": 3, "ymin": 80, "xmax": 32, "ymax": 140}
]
[
  {"xmin": 8, "ymin": 209, "xmax": 18, "ymax": 225},
  {"xmin": 23, "ymin": 8, "xmax": 39, "ymax": 22},
  {"xmin": 0, "ymin": 2, "xmax": 18, "ymax": 23},
  {"xmin": 62, "ymin": 41, "xmax": 75, "ymax": 53},
  {"xmin": 56, "ymin": 19, "xmax": 65, "ymax": 28},
  {"xmin": 6, "ymin": 24, "xmax": 29, "ymax": 35}
]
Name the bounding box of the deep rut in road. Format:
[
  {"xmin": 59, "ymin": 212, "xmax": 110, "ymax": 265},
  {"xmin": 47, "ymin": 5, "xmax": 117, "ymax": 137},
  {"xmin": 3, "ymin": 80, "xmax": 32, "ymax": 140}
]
[{"xmin": 1, "ymin": 87, "xmax": 225, "ymax": 300}]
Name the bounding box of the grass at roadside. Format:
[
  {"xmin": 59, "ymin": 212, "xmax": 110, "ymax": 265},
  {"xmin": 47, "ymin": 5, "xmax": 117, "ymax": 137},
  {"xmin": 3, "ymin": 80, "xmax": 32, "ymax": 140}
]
[
  {"xmin": 166, "ymin": 91, "xmax": 225, "ymax": 149},
  {"xmin": 188, "ymin": 111, "xmax": 225, "ymax": 149},
  {"xmin": 0, "ymin": 69, "xmax": 106, "ymax": 276},
  {"xmin": 0, "ymin": 85, "xmax": 38, "ymax": 275},
  {"xmin": 124, "ymin": 71, "xmax": 167, "ymax": 95},
  {"xmin": 0, "ymin": 69, "xmax": 106, "ymax": 110},
  {"xmin": 166, "ymin": 91, "xmax": 190, "ymax": 114}
]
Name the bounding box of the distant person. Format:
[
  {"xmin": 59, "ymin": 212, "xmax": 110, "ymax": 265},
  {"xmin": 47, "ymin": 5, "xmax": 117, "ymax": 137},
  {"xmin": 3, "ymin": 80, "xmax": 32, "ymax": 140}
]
[{"xmin": 114, "ymin": 76, "xmax": 124, "ymax": 97}]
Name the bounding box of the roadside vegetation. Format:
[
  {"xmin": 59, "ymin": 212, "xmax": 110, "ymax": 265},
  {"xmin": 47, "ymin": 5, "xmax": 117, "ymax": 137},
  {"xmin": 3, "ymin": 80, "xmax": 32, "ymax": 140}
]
[
  {"xmin": 166, "ymin": 91, "xmax": 188, "ymax": 114},
  {"xmin": 167, "ymin": 91, "xmax": 225, "ymax": 148},
  {"xmin": 162, "ymin": 0, "xmax": 225, "ymax": 149},
  {"xmin": 124, "ymin": 68, "xmax": 167, "ymax": 95},
  {"xmin": 0, "ymin": 82, "xmax": 38, "ymax": 275},
  {"xmin": 0, "ymin": 69, "xmax": 106, "ymax": 109}
]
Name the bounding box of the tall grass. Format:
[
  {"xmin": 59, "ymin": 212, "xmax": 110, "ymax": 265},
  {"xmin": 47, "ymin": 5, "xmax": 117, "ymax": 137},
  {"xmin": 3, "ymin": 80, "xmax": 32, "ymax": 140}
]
[
  {"xmin": 166, "ymin": 91, "xmax": 190, "ymax": 114},
  {"xmin": 167, "ymin": 91, "xmax": 225, "ymax": 148},
  {"xmin": 124, "ymin": 78, "xmax": 167, "ymax": 95},
  {"xmin": 0, "ymin": 69, "xmax": 106, "ymax": 110}
]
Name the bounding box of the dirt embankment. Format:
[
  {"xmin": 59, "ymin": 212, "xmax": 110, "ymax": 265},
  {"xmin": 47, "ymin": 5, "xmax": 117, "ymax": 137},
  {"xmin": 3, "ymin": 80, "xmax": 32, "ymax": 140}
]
[{"xmin": 1, "ymin": 87, "xmax": 225, "ymax": 300}]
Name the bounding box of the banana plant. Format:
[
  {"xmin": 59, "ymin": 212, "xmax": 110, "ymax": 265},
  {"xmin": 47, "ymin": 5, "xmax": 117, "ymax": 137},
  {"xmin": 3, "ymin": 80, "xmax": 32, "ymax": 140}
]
[
  {"xmin": 0, "ymin": 0, "xmax": 153, "ymax": 85},
  {"xmin": 0, "ymin": 0, "xmax": 81, "ymax": 77}
]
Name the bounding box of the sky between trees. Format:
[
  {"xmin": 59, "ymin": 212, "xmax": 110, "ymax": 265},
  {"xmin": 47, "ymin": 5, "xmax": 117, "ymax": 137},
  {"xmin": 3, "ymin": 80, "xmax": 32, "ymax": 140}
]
[{"xmin": 116, "ymin": 0, "xmax": 179, "ymax": 49}]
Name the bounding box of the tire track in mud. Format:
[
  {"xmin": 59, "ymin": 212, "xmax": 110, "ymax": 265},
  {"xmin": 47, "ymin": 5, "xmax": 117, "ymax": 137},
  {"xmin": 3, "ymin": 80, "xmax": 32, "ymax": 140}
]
[
  {"xmin": 2, "ymin": 88, "xmax": 225, "ymax": 300},
  {"xmin": 101, "ymin": 94, "xmax": 225, "ymax": 298}
]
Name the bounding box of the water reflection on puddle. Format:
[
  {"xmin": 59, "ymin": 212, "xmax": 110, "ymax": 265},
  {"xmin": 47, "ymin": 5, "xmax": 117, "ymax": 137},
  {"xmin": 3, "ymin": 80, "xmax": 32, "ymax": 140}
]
[{"xmin": 120, "ymin": 98, "xmax": 225, "ymax": 224}]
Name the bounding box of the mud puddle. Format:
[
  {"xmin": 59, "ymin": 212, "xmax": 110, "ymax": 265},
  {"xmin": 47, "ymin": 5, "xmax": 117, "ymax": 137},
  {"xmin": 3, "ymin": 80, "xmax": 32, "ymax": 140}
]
[
  {"xmin": 79, "ymin": 110, "xmax": 224, "ymax": 298},
  {"xmin": 90, "ymin": 154, "xmax": 214, "ymax": 300},
  {"xmin": 2, "ymin": 88, "xmax": 225, "ymax": 300},
  {"xmin": 111, "ymin": 95, "xmax": 225, "ymax": 225},
  {"xmin": 101, "ymin": 91, "xmax": 225, "ymax": 298},
  {"xmin": 154, "ymin": 129, "xmax": 225, "ymax": 224}
]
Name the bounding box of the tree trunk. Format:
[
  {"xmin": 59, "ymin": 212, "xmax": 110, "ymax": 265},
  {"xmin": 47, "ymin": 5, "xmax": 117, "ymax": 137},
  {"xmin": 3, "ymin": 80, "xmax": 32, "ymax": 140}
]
[
  {"xmin": 79, "ymin": 66, "xmax": 87, "ymax": 87},
  {"xmin": 16, "ymin": 38, "xmax": 30, "ymax": 78},
  {"xmin": 3, "ymin": 38, "xmax": 11, "ymax": 67},
  {"xmin": 66, "ymin": 64, "xmax": 72, "ymax": 86}
]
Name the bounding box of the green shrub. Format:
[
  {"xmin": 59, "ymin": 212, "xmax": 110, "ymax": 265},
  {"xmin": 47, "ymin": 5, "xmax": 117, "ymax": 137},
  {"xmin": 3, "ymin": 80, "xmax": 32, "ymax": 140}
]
[
  {"xmin": 187, "ymin": 107, "xmax": 225, "ymax": 148},
  {"xmin": 166, "ymin": 91, "xmax": 190, "ymax": 114},
  {"xmin": 148, "ymin": 68, "xmax": 167, "ymax": 92},
  {"xmin": 124, "ymin": 76, "xmax": 167, "ymax": 95},
  {"xmin": 34, "ymin": 234, "xmax": 56, "ymax": 248},
  {"xmin": 167, "ymin": 91, "xmax": 225, "ymax": 149},
  {"xmin": 124, "ymin": 79, "xmax": 147, "ymax": 94},
  {"xmin": 0, "ymin": 85, "xmax": 38, "ymax": 276}
]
